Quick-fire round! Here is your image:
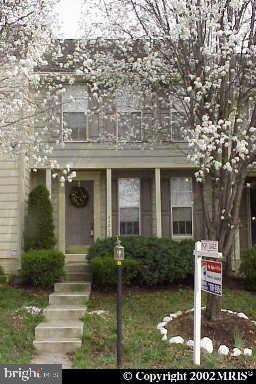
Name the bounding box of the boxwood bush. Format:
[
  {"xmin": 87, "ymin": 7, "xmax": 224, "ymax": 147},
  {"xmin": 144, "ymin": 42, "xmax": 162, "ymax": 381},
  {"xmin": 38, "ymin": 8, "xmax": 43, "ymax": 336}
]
[
  {"xmin": 240, "ymin": 246, "xmax": 256, "ymax": 290},
  {"xmin": 88, "ymin": 237, "xmax": 195, "ymax": 287},
  {"xmin": 90, "ymin": 256, "xmax": 140, "ymax": 288},
  {"xmin": 21, "ymin": 249, "xmax": 65, "ymax": 288}
]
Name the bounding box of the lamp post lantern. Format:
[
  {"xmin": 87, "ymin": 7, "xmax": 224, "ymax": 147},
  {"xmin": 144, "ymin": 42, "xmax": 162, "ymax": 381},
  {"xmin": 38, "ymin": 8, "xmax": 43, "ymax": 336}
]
[{"xmin": 114, "ymin": 236, "xmax": 124, "ymax": 369}]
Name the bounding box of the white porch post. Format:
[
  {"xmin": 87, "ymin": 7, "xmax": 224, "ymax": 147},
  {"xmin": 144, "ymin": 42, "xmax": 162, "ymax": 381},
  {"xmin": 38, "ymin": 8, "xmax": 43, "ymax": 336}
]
[
  {"xmin": 106, "ymin": 168, "xmax": 112, "ymax": 237},
  {"xmin": 155, "ymin": 168, "xmax": 162, "ymax": 237},
  {"xmin": 46, "ymin": 168, "xmax": 52, "ymax": 200},
  {"xmin": 58, "ymin": 183, "xmax": 65, "ymax": 253}
]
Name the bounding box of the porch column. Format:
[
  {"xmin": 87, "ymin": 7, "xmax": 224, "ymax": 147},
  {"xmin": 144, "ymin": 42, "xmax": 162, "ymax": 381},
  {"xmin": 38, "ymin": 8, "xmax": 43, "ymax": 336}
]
[
  {"xmin": 46, "ymin": 168, "xmax": 52, "ymax": 200},
  {"xmin": 106, "ymin": 168, "xmax": 112, "ymax": 237},
  {"xmin": 58, "ymin": 183, "xmax": 65, "ymax": 253},
  {"xmin": 155, "ymin": 168, "xmax": 162, "ymax": 237}
]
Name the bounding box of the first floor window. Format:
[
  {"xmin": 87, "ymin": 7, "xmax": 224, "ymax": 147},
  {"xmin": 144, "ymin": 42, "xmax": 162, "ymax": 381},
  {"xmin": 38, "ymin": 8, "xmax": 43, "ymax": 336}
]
[
  {"xmin": 171, "ymin": 177, "xmax": 193, "ymax": 236},
  {"xmin": 119, "ymin": 178, "xmax": 140, "ymax": 235}
]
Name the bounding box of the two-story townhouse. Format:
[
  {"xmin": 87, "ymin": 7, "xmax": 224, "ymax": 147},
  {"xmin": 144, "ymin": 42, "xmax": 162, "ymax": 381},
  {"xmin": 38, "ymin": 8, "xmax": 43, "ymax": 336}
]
[{"xmin": 0, "ymin": 39, "xmax": 255, "ymax": 277}]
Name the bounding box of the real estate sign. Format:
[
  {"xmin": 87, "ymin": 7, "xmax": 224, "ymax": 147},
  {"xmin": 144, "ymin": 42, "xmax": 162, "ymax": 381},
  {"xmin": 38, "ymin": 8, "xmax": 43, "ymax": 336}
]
[{"xmin": 201, "ymin": 259, "xmax": 222, "ymax": 296}]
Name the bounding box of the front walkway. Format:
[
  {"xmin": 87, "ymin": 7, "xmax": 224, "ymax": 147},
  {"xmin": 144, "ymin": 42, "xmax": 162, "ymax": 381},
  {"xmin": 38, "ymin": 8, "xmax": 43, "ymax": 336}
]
[{"xmin": 31, "ymin": 255, "xmax": 91, "ymax": 368}]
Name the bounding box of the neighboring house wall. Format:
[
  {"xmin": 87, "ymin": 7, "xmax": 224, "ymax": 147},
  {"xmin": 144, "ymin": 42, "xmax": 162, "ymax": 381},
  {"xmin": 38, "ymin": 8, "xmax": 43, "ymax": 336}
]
[{"xmin": 0, "ymin": 157, "xmax": 28, "ymax": 274}]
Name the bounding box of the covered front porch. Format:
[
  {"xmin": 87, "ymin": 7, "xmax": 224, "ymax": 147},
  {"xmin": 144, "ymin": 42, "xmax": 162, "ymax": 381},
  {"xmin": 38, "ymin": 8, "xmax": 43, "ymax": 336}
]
[{"xmin": 31, "ymin": 167, "xmax": 202, "ymax": 255}]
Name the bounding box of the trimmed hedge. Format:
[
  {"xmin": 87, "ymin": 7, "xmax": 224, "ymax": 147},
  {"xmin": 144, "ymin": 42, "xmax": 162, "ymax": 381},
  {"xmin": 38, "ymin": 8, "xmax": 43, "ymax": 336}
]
[
  {"xmin": 90, "ymin": 256, "xmax": 140, "ymax": 287},
  {"xmin": 88, "ymin": 237, "xmax": 195, "ymax": 287},
  {"xmin": 240, "ymin": 246, "xmax": 256, "ymax": 291},
  {"xmin": 21, "ymin": 249, "xmax": 65, "ymax": 288},
  {"xmin": 24, "ymin": 185, "xmax": 56, "ymax": 251}
]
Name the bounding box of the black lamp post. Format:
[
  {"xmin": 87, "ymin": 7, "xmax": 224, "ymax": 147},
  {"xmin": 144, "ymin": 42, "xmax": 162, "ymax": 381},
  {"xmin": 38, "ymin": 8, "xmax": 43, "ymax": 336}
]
[{"xmin": 114, "ymin": 236, "xmax": 124, "ymax": 369}]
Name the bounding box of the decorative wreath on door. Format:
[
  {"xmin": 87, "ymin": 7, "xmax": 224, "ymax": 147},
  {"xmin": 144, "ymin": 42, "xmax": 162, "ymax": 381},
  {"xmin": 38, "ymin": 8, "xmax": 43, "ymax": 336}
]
[{"xmin": 70, "ymin": 186, "xmax": 89, "ymax": 208}]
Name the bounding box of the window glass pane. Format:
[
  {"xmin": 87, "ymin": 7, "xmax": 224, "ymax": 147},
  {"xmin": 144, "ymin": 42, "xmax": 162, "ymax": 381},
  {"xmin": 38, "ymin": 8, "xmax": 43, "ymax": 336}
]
[
  {"xmin": 172, "ymin": 207, "xmax": 192, "ymax": 235},
  {"xmin": 63, "ymin": 85, "xmax": 88, "ymax": 113},
  {"xmin": 171, "ymin": 177, "xmax": 192, "ymax": 206},
  {"xmin": 119, "ymin": 178, "xmax": 140, "ymax": 235},
  {"xmin": 63, "ymin": 112, "xmax": 86, "ymax": 141},
  {"xmin": 117, "ymin": 112, "xmax": 142, "ymax": 140}
]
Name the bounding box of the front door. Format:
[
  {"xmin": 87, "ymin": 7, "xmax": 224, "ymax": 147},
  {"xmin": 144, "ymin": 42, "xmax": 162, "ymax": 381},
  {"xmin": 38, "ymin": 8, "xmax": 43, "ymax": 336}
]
[{"xmin": 65, "ymin": 180, "xmax": 94, "ymax": 249}]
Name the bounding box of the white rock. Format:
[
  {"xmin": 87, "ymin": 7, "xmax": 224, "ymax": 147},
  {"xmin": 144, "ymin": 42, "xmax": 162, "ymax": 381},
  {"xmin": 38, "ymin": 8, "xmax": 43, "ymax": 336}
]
[
  {"xmin": 160, "ymin": 328, "xmax": 167, "ymax": 335},
  {"xmin": 231, "ymin": 348, "xmax": 241, "ymax": 357},
  {"xmin": 170, "ymin": 313, "xmax": 178, "ymax": 319},
  {"xmin": 227, "ymin": 310, "xmax": 234, "ymax": 314},
  {"xmin": 161, "ymin": 335, "xmax": 168, "ymax": 341},
  {"xmin": 157, "ymin": 322, "xmax": 167, "ymax": 330},
  {"xmin": 176, "ymin": 311, "xmax": 182, "ymax": 317},
  {"xmin": 185, "ymin": 308, "xmax": 194, "ymax": 313},
  {"xmin": 218, "ymin": 345, "xmax": 229, "ymax": 356},
  {"xmin": 163, "ymin": 316, "xmax": 171, "ymax": 322},
  {"xmin": 237, "ymin": 312, "xmax": 249, "ymax": 320},
  {"xmin": 200, "ymin": 337, "xmax": 213, "ymax": 354},
  {"xmin": 186, "ymin": 340, "xmax": 194, "ymax": 348},
  {"xmin": 169, "ymin": 336, "xmax": 184, "ymax": 344},
  {"xmin": 221, "ymin": 309, "xmax": 228, "ymax": 312},
  {"xmin": 244, "ymin": 348, "xmax": 252, "ymax": 357},
  {"xmin": 251, "ymin": 321, "xmax": 256, "ymax": 325}
]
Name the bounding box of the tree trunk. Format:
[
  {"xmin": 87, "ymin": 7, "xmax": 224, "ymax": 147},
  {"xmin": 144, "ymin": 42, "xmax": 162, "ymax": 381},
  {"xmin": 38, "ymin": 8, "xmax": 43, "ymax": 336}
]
[{"xmin": 205, "ymin": 293, "xmax": 222, "ymax": 321}]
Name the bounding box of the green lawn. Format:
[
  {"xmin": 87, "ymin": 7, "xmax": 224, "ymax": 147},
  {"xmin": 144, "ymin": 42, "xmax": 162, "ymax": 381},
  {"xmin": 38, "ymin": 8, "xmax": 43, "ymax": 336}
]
[
  {"xmin": 0, "ymin": 285, "xmax": 48, "ymax": 363},
  {"xmin": 73, "ymin": 287, "xmax": 256, "ymax": 369}
]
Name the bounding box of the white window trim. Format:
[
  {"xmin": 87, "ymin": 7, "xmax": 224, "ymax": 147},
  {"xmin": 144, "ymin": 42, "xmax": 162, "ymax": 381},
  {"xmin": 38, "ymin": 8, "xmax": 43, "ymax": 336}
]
[
  {"xmin": 118, "ymin": 178, "xmax": 141, "ymax": 236},
  {"xmin": 170, "ymin": 177, "xmax": 193, "ymax": 239},
  {"xmin": 61, "ymin": 88, "xmax": 89, "ymax": 143}
]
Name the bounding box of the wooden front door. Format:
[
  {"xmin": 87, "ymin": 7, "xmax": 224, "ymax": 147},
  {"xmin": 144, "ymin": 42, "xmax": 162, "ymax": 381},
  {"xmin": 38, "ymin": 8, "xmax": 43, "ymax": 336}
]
[{"xmin": 65, "ymin": 180, "xmax": 94, "ymax": 247}]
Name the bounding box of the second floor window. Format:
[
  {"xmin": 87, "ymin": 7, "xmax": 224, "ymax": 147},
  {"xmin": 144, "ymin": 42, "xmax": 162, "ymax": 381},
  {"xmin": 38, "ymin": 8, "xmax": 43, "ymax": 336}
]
[
  {"xmin": 116, "ymin": 89, "xmax": 142, "ymax": 141},
  {"xmin": 62, "ymin": 85, "xmax": 88, "ymax": 141}
]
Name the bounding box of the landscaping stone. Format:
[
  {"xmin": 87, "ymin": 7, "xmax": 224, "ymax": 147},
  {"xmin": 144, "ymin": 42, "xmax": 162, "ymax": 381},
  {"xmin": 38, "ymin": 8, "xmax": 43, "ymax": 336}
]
[
  {"xmin": 200, "ymin": 337, "xmax": 213, "ymax": 353},
  {"xmin": 160, "ymin": 328, "xmax": 167, "ymax": 335},
  {"xmin": 161, "ymin": 335, "xmax": 168, "ymax": 341},
  {"xmin": 163, "ymin": 316, "xmax": 171, "ymax": 322},
  {"xmin": 231, "ymin": 348, "xmax": 242, "ymax": 357},
  {"xmin": 157, "ymin": 322, "xmax": 167, "ymax": 330},
  {"xmin": 169, "ymin": 336, "xmax": 184, "ymax": 344},
  {"xmin": 237, "ymin": 312, "xmax": 249, "ymax": 320},
  {"xmin": 244, "ymin": 348, "xmax": 252, "ymax": 357},
  {"xmin": 218, "ymin": 345, "xmax": 229, "ymax": 356}
]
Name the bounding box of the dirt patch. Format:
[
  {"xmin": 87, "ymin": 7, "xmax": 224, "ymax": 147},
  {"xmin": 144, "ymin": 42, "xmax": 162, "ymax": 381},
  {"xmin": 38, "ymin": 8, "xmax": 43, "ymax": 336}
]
[{"xmin": 166, "ymin": 311, "xmax": 256, "ymax": 349}]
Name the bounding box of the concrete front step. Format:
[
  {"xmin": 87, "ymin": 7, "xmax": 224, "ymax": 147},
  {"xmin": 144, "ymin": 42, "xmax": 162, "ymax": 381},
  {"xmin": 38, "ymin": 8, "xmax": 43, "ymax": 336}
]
[
  {"xmin": 33, "ymin": 338, "xmax": 82, "ymax": 353},
  {"xmin": 65, "ymin": 263, "xmax": 89, "ymax": 273},
  {"xmin": 49, "ymin": 292, "xmax": 89, "ymax": 305},
  {"xmin": 65, "ymin": 272, "xmax": 91, "ymax": 281},
  {"xmin": 65, "ymin": 254, "xmax": 87, "ymax": 263},
  {"xmin": 55, "ymin": 282, "xmax": 91, "ymax": 293},
  {"xmin": 35, "ymin": 321, "xmax": 83, "ymax": 340},
  {"xmin": 43, "ymin": 305, "xmax": 87, "ymax": 321}
]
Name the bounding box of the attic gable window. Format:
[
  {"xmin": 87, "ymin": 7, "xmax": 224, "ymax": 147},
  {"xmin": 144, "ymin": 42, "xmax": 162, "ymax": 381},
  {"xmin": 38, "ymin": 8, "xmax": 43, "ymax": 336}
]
[
  {"xmin": 62, "ymin": 85, "xmax": 88, "ymax": 141},
  {"xmin": 116, "ymin": 88, "xmax": 142, "ymax": 141}
]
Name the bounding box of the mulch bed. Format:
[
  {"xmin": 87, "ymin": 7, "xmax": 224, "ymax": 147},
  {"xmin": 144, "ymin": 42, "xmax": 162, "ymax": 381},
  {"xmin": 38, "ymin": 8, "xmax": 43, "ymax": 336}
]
[{"xmin": 166, "ymin": 310, "xmax": 256, "ymax": 349}]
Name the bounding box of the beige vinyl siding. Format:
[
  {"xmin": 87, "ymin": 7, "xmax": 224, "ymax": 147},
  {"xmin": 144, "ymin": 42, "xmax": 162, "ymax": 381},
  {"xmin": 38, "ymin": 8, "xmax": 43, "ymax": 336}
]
[{"xmin": 0, "ymin": 160, "xmax": 20, "ymax": 274}]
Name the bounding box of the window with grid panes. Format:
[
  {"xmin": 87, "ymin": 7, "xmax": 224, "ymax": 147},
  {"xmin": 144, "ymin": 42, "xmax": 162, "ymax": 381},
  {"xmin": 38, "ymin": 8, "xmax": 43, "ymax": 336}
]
[
  {"xmin": 116, "ymin": 89, "xmax": 142, "ymax": 140},
  {"xmin": 171, "ymin": 177, "xmax": 193, "ymax": 236},
  {"xmin": 62, "ymin": 85, "xmax": 87, "ymax": 141},
  {"xmin": 119, "ymin": 178, "xmax": 140, "ymax": 235}
]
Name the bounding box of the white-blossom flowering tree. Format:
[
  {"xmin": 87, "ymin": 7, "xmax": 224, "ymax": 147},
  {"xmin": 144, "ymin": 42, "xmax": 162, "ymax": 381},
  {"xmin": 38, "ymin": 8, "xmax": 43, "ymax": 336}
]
[
  {"xmin": 77, "ymin": 0, "xmax": 256, "ymax": 320},
  {"xmin": 0, "ymin": 0, "xmax": 76, "ymax": 182}
]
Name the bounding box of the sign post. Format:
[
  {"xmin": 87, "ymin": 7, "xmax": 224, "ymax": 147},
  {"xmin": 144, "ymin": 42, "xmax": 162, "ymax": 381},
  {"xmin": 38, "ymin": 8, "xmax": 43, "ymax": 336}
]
[
  {"xmin": 193, "ymin": 240, "xmax": 222, "ymax": 366},
  {"xmin": 193, "ymin": 241, "xmax": 202, "ymax": 366}
]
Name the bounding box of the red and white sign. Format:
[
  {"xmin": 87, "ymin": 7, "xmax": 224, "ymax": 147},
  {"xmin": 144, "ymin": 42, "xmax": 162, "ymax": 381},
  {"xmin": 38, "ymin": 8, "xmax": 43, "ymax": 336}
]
[{"xmin": 201, "ymin": 260, "xmax": 222, "ymax": 296}]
